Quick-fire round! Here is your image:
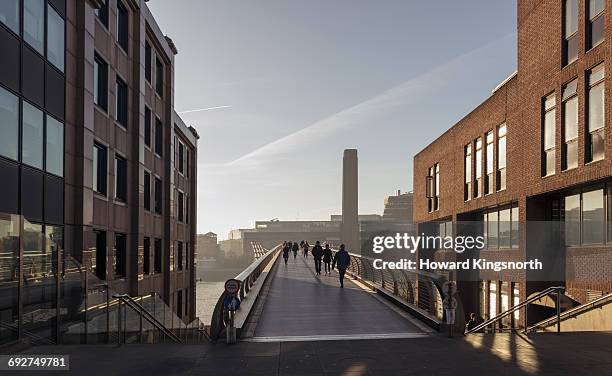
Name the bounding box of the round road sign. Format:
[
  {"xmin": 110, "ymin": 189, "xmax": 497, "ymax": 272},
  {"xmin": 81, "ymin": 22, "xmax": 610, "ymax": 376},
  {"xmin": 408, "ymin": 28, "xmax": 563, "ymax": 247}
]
[{"xmin": 225, "ymin": 279, "xmax": 240, "ymax": 295}]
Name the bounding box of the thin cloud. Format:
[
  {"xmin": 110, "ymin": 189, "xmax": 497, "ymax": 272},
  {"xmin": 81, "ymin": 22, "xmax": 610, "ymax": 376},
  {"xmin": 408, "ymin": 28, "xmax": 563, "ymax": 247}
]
[
  {"xmin": 228, "ymin": 33, "xmax": 514, "ymax": 167},
  {"xmin": 177, "ymin": 105, "xmax": 232, "ymax": 114}
]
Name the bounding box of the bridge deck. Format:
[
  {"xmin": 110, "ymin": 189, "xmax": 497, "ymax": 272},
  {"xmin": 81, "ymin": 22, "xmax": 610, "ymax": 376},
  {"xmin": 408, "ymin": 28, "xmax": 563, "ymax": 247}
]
[{"xmin": 252, "ymin": 254, "xmax": 427, "ymax": 340}]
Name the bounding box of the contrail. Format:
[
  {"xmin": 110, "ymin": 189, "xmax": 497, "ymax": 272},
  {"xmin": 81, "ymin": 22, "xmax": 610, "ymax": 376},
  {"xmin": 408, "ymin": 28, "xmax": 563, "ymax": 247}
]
[{"xmin": 177, "ymin": 105, "xmax": 232, "ymax": 114}]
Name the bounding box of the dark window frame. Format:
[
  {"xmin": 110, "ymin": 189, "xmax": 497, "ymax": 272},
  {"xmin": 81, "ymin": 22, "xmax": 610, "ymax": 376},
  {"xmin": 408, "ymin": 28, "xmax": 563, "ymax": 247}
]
[
  {"xmin": 94, "ymin": 0, "xmax": 109, "ymax": 27},
  {"xmin": 115, "ymin": 153, "xmax": 127, "ymax": 203},
  {"xmin": 154, "ymin": 176, "xmax": 162, "ymax": 214},
  {"xmin": 144, "ymin": 106, "xmax": 152, "ymax": 147},
  {"xmin": 116, "ymin": 1, "xmax": 129, "ymax": 52},
  {"xmin": 144, "ymin": 170, "xmax": 151, "ymax": 211},
  {"xmin": 94, "ymin": 54, "xmax": 108, "ymax": 111},
  {"xmin": 93, "ymin": 142, "xmax": 108, "ymax": 196},
  {"xmin": 114, "ymin": 233, "xmax": 127, "ymax": 278},
  {"xmin": 155, "ymin": 117, "xmax": 163, "ymax": 157},
  {"xmin": 115, "ymin": 76, "xmax": 128, "ymax": 128}
]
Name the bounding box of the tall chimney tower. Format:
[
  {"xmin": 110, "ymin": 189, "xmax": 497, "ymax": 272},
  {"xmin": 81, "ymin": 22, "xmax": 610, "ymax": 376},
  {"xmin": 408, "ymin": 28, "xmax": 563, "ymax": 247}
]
[{"xmin": 341, "ymin": 149, "xmax": 359, "ymax": 252}]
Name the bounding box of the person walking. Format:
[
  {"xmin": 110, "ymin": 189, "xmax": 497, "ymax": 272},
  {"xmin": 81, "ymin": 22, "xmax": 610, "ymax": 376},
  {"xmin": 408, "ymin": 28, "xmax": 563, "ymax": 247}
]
[
  {"xmin": 303, "ymin": 241, "xmax": 310, "ymax": 258},
  {"xmin": 322, "ymin": 243, "xmax": 332, "ymax": 275},
  {"xmin": 332, "ymin": 244, "xmax": 351, "ymax": 288},
  {"xmin": 282, "ymin": 242, "xmax": 290, "ymax": 265},
  {"xmin": 311, "ymin": 241, "xmax": 323, "ymax": 276},
  {"xmin": 292, "ymin": 241, "xmax": 299, "ymax": 259}
]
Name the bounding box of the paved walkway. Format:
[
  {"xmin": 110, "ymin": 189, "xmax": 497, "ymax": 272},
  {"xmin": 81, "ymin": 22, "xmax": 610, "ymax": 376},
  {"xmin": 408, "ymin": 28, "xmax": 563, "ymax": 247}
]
[
  {"xmin": 251, "ymin": 254, "xmax": 426, "ymax": 340},
  {"xmin": 13, "ymin": 332, "xmax": 612, "ymax": 375}
]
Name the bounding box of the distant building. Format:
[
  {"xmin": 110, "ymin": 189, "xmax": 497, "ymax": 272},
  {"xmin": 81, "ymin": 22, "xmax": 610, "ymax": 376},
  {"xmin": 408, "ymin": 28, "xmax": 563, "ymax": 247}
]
[
  {"xmin": 196, "ymin": 232, "xmax": 218, "ymax": 259},
  {"xmin": 229, "ymin": 192, "xmax": 414, "ymax": 258},
  {"xmin": 383, "ymin": 191, "xmax": 413, "ymax": 221}
]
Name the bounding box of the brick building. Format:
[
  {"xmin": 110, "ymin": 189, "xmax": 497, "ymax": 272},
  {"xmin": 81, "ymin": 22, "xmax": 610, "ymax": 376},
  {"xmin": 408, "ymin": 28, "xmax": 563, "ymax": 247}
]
[
  {"xmin": 0, "ymin": 0, "xmax": 198, "ymax": 344},
  {"xmin": 414, "ymin": 0, "xmax": 611, "ymax": 328}
]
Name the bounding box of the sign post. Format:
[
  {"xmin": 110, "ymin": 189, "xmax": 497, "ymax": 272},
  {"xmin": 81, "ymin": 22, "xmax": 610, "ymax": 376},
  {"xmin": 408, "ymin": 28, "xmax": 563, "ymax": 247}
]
[
  {"xmin": 224, "ymin": 279, "xmax": 241, "ymax": 344},
  {"xmin": 442, "ymin": 281, "xmax": 457, "ymax": 338}
]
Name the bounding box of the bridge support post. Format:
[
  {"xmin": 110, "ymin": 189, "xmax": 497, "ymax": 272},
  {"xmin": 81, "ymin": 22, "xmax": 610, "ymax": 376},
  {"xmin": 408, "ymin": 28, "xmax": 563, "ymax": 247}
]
[{"xmin": 226, "ymin": 310, "xmax": 237, "ymax": 344}]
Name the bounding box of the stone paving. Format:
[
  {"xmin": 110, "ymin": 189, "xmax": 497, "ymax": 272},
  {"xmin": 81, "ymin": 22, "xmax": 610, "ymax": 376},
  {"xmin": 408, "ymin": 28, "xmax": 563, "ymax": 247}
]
[{"xmin": 12, "ymin": 332, "xmax": 612, "ymax": 375}]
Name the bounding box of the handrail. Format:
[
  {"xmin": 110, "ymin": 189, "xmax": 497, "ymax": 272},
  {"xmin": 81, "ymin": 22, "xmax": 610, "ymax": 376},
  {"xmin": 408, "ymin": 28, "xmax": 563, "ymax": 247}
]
[
  {"xmin": 209, "ymin": 244, "xmax": 282, "ymax": 339},
  {"xmin": 0, "ymin": 321, "xmax": 55, "ymax": 345},
  {"xmin": 528, "ymin": 292, "xmax": 612, "ymax": 331},
  {"xmin": 113, "ymin": 294, "xmax": 182, "ymax": 344},
  {"xmin": 330, "ymin": 249, "xmax": 449, "ymax": 330},
  {"xmin": 466, "ymin": 286, "xmax": 565, "ymax": 334}
]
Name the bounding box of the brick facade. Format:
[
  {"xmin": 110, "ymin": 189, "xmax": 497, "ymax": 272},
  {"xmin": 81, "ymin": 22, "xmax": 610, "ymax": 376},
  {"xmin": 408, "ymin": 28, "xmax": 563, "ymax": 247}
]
[{"xmin": 413, "ymin": 0, "xmax": 612, "ymax": 326}]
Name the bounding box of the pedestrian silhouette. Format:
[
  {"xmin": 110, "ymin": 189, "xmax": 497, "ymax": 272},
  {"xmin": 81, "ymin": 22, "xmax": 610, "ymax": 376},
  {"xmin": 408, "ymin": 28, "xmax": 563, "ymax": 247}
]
[
  {"xmin": 292, "ymin": 241, "xmax": 299, "ymax": 259},
  {"xmin": 322, "ymin": 243, "xmax": 332, "ymax": 275},
  {"xmin": 312, "ymin": 241, "xmax": 323, "ymax": 276},
  {"xmin": 332, "ymin": 244, "xmax": 351, "ymax": 288},
  {"xmin": 282, "ymin": 242, "xmax": 290, "ymax": 265}
]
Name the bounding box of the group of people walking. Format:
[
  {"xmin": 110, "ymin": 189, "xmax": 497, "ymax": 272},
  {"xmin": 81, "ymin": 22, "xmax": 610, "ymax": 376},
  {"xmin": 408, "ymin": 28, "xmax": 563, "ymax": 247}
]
[{"xmin": 281, "ymin": 240, "xmax": 351, "ymax": 288}]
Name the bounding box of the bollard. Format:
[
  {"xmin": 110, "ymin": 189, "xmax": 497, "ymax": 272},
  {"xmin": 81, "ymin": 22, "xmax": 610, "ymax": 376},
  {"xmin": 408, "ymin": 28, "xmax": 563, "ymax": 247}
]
[{"xmin": 226, "ymin": 310, "xmax": 236, "ymax": 344}]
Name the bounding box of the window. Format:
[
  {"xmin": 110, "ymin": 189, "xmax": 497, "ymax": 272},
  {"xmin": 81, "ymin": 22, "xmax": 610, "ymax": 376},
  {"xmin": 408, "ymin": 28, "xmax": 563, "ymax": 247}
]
[
  {"xmin": 543, "ymin": 94, "xmax": 556, "ymax": 176},
  {"xmin": 143, "ymin": 237, "xmax": 150, "ymax": 275},
  {"xmin": 114, "ymin": 233, "xmax": 126, "ymax": 278},
  {"xmin": 116, "ymin": 77, "xmax": 128, "ymax": 127},
  {"xmin": 24, "ymin": 0, "xmax": 44, "ymax": 54},
  {"xmin": 464, "ymin": 143, "xmax": 472, "ymax": 201},
  {"xmin": 144, "ymin": 170, "xmax": 151, "ymax": 211},
  {"xmin": 22, "ymin": 101, "xmax": 44, "ymax": 169},
  {"xmin": 178, "ymin": 241, "xmax": 183, "ymax": 271},
  {"xmin": 170, "ymin": 243, "xmax": 174, "ymax": 272},
  {"xmin": 154, "ymin": 238, "xmax": 162, "ymax": 273},
  {"xmin": 564, "ymin": 193, "xmax": 580, "ymax": 246},
  {"xmin": 94, "ymin": 0, "xmax": 109, "ymax": 27},
  {"xmin": 155, "ymin": 117, "xmax": 163, "ymax": 156},
  {"xmin": 46, "ymin": 115, "xmax": 63, "ymax": 177},
  {"xmin": 588, "ymin": 0, "xmax": 605, "ymax": 49},
  {"xmin": 93, "ymin": 143, "xmax": 107, "ymax": 195},
  {"xmin": 144, "ymin": 106, "xmax": 151, "ymax": 147},
  {"xmin": 94, "ymin": 231, "xmax": 106, "ymax": 280},
  {"xmin": 587, "ymin": 64, "xmax": 605, "ymax": 162},
  {"xmin": 94, "ymin": 55, "xmax": 108, "ymax": 110},
  {"xmin": 116, "ymin": 1, "xmax": 128, "ymax": 52},
  {"xmin": 186, "ymin": 195, "xmax": 189, "ymax": 224},
  {"xmin": 178, "ymin": 141, "xmax": 184, "ymax": 174},
  {"xmin": 485, "ymin": 131, "xmax": 494, "ymax": 194},
  {"xmin": 155, "ymin": 57, "xmax": 163, "ymax": 96},
  {"xmin": 564, "ymin": 187, "xmax": 609, "ymax": 246},
  {"xmin": 426, "ymin": 164, "xmax": 438, "ymax": 213},
  {"xmin": 47, "ymin": 4, "xmax": 64, "ymax": 72},
  {"xmin": 0, "ymin": 0, "xmax": 19, "ymax": 34},
  {"xmin": 154, "ymin": 177, "xmax": 162, "ymax": 214},
  {"xmin": 145, "ymin": 42, "xmax": 152, "ymax": 83},
  {"xmin": 0, "ymin": 86, "xmax": 19, "ymax": 161},
  {"xmin": 177, "ymin": 290, "xmax": 182, "ymax": 318},
  {"xmin": 474, "ymin": 138, "xmax": 482, "ymax": 198},
  {"xmin": 484, "ymin": 204, "xmax": 519, "ymax": 249},
  {"xmin": 178, "ymin": 191, "xmax": 184, "ymax": 222},
  {"xmin": 497, "ymin": 124, "xmax": 507, "ymax": 190},
  {"xmin": 434, "ymin": 163, "xmax": 439, "ymax": 210},
  {"xmin": 582, "ymin": 188, "xmax": 604, "ymax": 244},
  {"xmin": 115, "ymin": 154, "xmax": 127, "ymax": 202},
  {"xmin": 186, "ymin": 150, "xmax": 190, "ymax": 177},
  {"xmin": 564, "ymin": 0, "xmax": 578, "ymax": 65},
  {"xmin": 563, "ymin": 80, "xmax": 578, "ymax": 170}
]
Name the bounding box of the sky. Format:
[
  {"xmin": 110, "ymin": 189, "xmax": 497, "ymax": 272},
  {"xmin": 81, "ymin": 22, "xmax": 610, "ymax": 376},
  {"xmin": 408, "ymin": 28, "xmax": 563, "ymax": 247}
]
[{"xmin": 146, "ymin": 0, "xmax": 518, "ymax": 240}]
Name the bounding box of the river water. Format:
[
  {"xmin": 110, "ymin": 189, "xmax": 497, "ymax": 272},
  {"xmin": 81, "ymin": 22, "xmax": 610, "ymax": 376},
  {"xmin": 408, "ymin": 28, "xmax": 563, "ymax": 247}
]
[{"xmin": 195, "ymin": 281, "xmax": 226, "ymax": 324}]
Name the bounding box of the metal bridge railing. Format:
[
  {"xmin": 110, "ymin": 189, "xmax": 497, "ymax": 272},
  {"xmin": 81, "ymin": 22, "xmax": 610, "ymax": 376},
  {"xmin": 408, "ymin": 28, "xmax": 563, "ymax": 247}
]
[
  {"xmin": 331, "ymin": 250, "xmax": 450, "ymax": 329},
  {"xmin": 209, "ymin": 244, "xmax": 282, "ymax": 339}
]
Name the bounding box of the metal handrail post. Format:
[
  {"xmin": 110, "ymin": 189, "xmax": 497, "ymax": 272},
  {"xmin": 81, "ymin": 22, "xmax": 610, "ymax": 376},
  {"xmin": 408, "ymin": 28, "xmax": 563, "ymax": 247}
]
[
  {"xmin": 556, "ymin": 290, "xmax": 561, "ymax": 334},
  {"xmin": 117, "ymin": 299, "xmax": 122, "ymax": 346},
  {"xmin": 139, "ymin": 303, "xmax": 143, "ymax": 343}
]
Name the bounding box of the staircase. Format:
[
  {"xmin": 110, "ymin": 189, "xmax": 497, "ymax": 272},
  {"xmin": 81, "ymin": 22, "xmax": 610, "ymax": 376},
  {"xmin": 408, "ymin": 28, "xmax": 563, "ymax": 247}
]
[{"xmin": 528, "ymin": 292, "xmax": 612, "ymax": 332}]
